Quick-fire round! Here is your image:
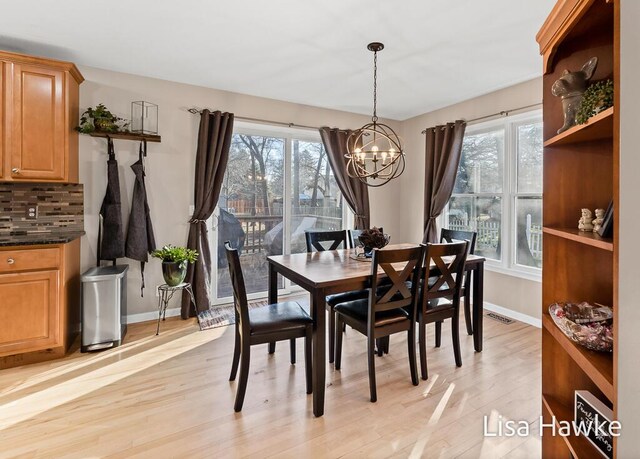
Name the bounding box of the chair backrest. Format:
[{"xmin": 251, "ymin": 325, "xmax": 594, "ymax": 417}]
[
  {"xmin": 440, "ymin": 228, "xmax": 477, "ymax": 255},
  {"xmin": 421, "ymin": 241, "xmax": 469, "ymax": 308},
  {"xmin": 348, "ymin": 227, "xmax": 384, "ymax": 249},
  {"xmin": 368, "ymin": 245, "xmax": 425, "ymax": 328},
  {"xmin": 224, "ymin": 241, "xmax": 251, "ymax": 334},
  {"xmin": 305, "ymin": 229, "xmax": 348, "ymax": 252}
]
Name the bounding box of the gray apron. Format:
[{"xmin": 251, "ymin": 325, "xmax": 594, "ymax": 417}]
[
  {"xmin": 125, "ymin": 141, "xmax": 156, "ymax": 296},
  {"xmin": 97, "ymin": 138, "xmax": 125, "ymax": 265}
]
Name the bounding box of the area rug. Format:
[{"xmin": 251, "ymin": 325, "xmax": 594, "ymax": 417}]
[{"xmin": 197, "ymin": 300, "xmax": 268, "ymax": 330}]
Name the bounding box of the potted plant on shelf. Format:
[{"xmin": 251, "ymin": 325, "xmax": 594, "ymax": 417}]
[
  {"xmin": 151, "ymin": 245, "xmax": 199, "ymax": 287},
  {"xmin": 358, "ymin": 227, "xmax": 390, "ymax": 258},
  {"xmin": 76, "ymin": 103, "xmax": 129, "ymax": 134}
]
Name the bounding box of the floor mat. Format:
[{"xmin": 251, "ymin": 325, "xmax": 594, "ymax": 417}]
[{"xmin": 197, "ymin": 300, "xmax": 268, "ymax": 330}]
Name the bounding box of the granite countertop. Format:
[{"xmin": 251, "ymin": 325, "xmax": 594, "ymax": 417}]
[{"xmin": 0, "ymin": 231, "xmax": 85, "ymax": 247}]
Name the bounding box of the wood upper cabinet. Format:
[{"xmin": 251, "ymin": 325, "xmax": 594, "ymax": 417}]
[
  {"xmin": 0, "ymin": 61, "xmax": 4, "ymax": 179},
  {"xmin": 0, "ymin": 50, "xmax": 83, "ymax": 183},
  {"xmin": 10, "ymin": 63, "xmax": 66, "ymax": 180}
]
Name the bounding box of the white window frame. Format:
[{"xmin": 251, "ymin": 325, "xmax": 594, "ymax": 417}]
[
  {"xmin": 210, "ymin": 121, "xmax": 353, "ymax": 304},
  {"xmin": 445, "ymin": 110, "xmax": 542, "ymax": 282}
]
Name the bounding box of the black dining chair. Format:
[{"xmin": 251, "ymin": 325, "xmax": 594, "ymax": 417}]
[
  {"xmin": 304, "ymin": 229, "xmax": 370, "ymax": 364},
  {"xmin": 417, "ymin": 241, "xmax": 468, "ymax": 380},
  {"xmin": 334, "ymin": 245, "xmax": 424, "ymax": 402},
  {"xmin": 438, "ymin": 228, "xmax": 477, "ymax": 340},
  {"xmin": 225, "ymin": 242, "xmax": 313, "ymax": 412}
]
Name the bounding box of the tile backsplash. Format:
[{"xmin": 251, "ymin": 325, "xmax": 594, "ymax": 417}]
[{"xmin": 0, "ymin": 183, "xmax": 84, "ymax": 236}]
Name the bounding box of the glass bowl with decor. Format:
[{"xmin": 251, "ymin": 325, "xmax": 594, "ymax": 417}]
[
  {"xmin": 151, "ymin": 245, "xmax": 199, "ymax": 286},
  {"xmin": 357, "ymin": 227, "xmax": 390, "ymax": 258},
  {"xmin": 549, "ymin": 302, "xmax": 613, "ymax": 352}
]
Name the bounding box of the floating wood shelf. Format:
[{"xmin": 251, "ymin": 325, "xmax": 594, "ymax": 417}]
[
  {"xmin": 542, "ymin": 314, "xmax": 614, "ymax": 402},
  {"xmin": 543, "ymin": 227, "xmax": 613, "ymax": 251},
  {"xmin": 544, "ymin": 107, "xmax": 614, "ymax": 147},
  {"xmin": 543, "ymin": 395, "xmax": 599, "ymax": 459},
  {"xmin": 88, "ymin": 131, "xmax": 161, "ymax": 143}
]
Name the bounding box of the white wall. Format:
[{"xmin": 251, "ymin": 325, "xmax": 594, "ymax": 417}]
[
  {"xmin": 398, "ymin": 78, "xmax": 543, "ymax": 320},
  {"xmin": 78, "ymin": 66, "xmax": 402, "ymax": 317},
  {"xmin": 617, "ymin": 0, "xmax": 640, "ymax": 454}
]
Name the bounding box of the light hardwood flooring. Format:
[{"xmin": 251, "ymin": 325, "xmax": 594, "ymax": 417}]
[{"xmin": 0, "ymin": 299, "xmax": 541, "ymax": 458}]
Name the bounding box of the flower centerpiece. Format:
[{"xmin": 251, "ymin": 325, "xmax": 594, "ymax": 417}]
[
  {"xmin": 151, "ymin": 245, "xmax": 199, "ymax": 286},
  {"xmin": 357, "ymin": 227, "xmax": 390, "ymax": 258}
]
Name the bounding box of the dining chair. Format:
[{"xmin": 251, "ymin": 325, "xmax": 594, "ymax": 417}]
[
  {"xmin": 303, "ymin": 229, "xmax": 369, "ymax": 363},
  {"xmin": 438, "ymin": 228, "xmax": 477, "ymax": 339},
  {"xmin": 417, "ymin": 241, "xmax": 468, "ymax": 380},
  {"xmin": 305, "ymin": 229, "xmax": 348, "ymax": 252},
  {"xmin": 347, "ymin": 227, "xmax": 384, "ymax": 249},
  {"xmin": 225, "ymin": 242, "xmax": 313, "ymax": 412},
  {"xmin": 334, "ymin": 245, "xmax": 424, "ymax": 402}
]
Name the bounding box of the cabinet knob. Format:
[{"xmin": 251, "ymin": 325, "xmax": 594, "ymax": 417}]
[
  {"xmin": 7, "ymin": 258, "xmax": 15, "ymax": 265},
  {"xmin": 11, "ymin": 168, "xmax": 20, "ymax": 174}
]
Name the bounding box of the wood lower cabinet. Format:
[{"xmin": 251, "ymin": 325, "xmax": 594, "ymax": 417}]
[
  {"xmin": 0, "ymin": 50, "xmax": 83, "ymax": 183},
  {"xmin": 0, "ymin": 241, "xmax": 80, "ymax": 366}
]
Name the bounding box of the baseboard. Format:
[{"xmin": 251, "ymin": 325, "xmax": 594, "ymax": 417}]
[
  {"xmin": 126, "ymin": 307, "xmax": 181, "ymax": 324},
  {"xmin": 482, "ymin": 301, "xmax": 542, "ymax": 328}
]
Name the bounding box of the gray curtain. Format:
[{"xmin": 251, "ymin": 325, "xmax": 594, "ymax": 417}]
[
  {"xmin": 181, "ymin": 110, "xmax": 234, "ymax": 318},
  {"xmin": 319, "ymin": 127, "xmax": 370, "ymax": 229},
  {"xmin": 423, "ymin": 120, "xmax": 466, "ymax": 243}
]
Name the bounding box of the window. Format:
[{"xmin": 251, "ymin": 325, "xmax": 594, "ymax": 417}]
[
  {"xmin": 212, "ymin": 124, "xmax": 349, "ymax": 302},
  {"xmin": 445, "ymin": 111, "xmax": 543, "ymax": 277}
]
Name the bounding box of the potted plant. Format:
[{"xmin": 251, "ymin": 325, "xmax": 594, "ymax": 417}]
[
  {"xmin": 151, "ymin": 245, "xmax": 199, "ymax": 287},
  {"xmin": 576, "ymin": 79, "xmax": 614, "ymax": 124},
  {"xmin": 76, "ymin": 103, "xmax": 129, "ymax": 134},
  {"xmin": 358, "ymin": 227, "xmax": 390, "ymax": 258}
]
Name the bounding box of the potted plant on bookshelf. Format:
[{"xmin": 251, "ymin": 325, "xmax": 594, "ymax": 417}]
[
  {"xmin": 576, "ymin": 79, "xmax": 614, "ymax": 124},
  {"xmin": 151, "ymin": 245, "xmax": 199, "ymax": 286}
]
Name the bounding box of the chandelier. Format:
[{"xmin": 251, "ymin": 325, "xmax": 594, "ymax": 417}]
[{"xmin": 346, "ymin": 42, "xmax": 405, "ymax": 187}]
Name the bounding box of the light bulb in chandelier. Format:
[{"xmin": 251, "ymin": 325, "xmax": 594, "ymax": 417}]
[{"xmin": 345, "ymin": 42, "xmax": 405, "ymax": 187}]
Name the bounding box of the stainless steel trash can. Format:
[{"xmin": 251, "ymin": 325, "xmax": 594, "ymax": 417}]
[{"xmin": 81, "ymin": 265, "xmax": 128, "ymax": 352}]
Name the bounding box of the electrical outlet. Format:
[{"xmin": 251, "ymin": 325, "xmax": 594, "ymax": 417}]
[{"xmin": 25, "ymin": 205, "xmax": 38, "ymax": 220}]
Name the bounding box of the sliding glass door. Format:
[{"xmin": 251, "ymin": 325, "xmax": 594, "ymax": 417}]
[{"xmin": 211, "ymin": 125, "xmax": 347, "ymax": 304}]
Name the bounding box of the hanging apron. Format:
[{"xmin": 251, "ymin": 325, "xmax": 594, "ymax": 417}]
[
  {"xmin": 97, "ymin": 138, "xmax": 125, "ymax": 265},
  {"xmin": 125, "ymin": 140, "xmax": 156, "ymax": 296}
]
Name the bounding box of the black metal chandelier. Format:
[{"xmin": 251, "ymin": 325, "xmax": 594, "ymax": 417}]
[{"xmin": 346, "ymin": 42, "xmax": 405, "ymax": 187}]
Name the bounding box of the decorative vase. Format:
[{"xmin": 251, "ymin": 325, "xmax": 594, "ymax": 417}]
[{"xmin": 162, "ymin": 261, "xmax": 187, "ymax": 286}]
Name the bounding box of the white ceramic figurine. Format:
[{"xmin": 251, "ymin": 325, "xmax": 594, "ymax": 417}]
[
  {"xmin": 592, "ymin": 208, "xmax": 605, "ymax": 233},
  {"xmin": 578, "ymin": 208, "xmax": 594, "ymax": 231}
]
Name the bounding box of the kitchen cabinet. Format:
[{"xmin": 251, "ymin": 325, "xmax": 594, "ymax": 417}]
[
  {"xmin": 0, "ymin": 241, "xmax": 80, "ymax": 366},
  {"xmin": 0, "ymin": 50, "xmax": 83, "ymax": 183}
]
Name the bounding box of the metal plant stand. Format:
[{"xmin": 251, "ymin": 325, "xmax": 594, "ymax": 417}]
[{"xmin": 156, "ymin": 283, "xmax": 196, "ymax": 335}]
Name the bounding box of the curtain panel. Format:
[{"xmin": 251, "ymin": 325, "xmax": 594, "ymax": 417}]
[
  {"xmin": 181, "ymin": 110, "xmax": 235, "ymax": 318},
  {"xmin": 423, "ymin": 120, "xmax": 467, "ymax": 243},
  {"xmin": 319, "ymin": 127, "xmax": 370, "ymax": 229}
]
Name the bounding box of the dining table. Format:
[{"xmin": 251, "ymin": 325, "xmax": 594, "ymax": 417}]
[{"xmin": 267, "ymin": 243, "xmax": 486, "ymax": 417}]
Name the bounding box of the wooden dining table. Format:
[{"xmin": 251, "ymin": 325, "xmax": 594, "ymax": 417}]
[{"xmin": 267, "ymin": 243, "xmax": 486, "ymax": 417}]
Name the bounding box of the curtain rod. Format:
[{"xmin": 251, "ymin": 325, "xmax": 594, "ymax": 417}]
[
  {"xmin": 187, "ymin": 107, "xmax": 321, "ymax": 131},
  {"xmin": 420, "ymin": 102, "xmax": 542, "ymax": 134}
]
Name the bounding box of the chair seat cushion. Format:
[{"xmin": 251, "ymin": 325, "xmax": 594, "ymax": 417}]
[
  {"xmin": 249, "ymin": 301, "xmax": 313, "ymax": 335},
  {"xmin": 334, "ymin": 298, "xmax": 410, "ymax": 327},
  {"xmin": 326, "ymin": 289, "xmax": 370, "ymax": 307}
]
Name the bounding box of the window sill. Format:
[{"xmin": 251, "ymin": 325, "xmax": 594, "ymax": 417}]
[{"xmin": 484, "ymin": 263, "xmax": 542, "ymax": 283}]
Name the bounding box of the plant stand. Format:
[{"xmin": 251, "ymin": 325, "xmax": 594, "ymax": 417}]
[{"xmin": 156, "ymin": 283, "xmax": 195, "ymax": 335}]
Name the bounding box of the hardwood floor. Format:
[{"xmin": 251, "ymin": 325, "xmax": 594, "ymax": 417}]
[{"xmin": 0, "ymin": 299, "xmax": 541, "ymax": 458}]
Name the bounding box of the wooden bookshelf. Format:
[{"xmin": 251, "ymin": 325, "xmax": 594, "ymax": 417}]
[
  {"xmin": 543, "ymin": 226, "xmax": 613, "ymax": 251},
  {"xmin": 537, "ymin": 0, "xmax": 618, "ymax": 456},
  {"xmin": 544, "ymin": 107, "xmax": 614, "ymax": 147},
  {"xmin": 543, "ymin": 395, "xmax": 599, "ymax": 459}
]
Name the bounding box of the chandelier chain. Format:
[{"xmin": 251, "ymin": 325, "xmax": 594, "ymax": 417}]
[{"xmin": 372, "ymin": 50, "xmax": 378, "ymax": 123}]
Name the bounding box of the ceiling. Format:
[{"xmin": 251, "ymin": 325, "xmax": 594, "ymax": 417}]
[{"xmin": 0, "ymin": 0, "xmax": 554, "ymax": 120}]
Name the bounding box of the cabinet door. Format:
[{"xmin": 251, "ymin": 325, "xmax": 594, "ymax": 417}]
[
  {"xmin": 10, "ymin": 64, "xmax": 65, "ymax": 181},
  {"xmin": 0, "ymin": 270, "xmax": 60, "ymax": 356},
  {"xmin": 0, "ymin": 61, "xmax": 4, "ymax": 179}
]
